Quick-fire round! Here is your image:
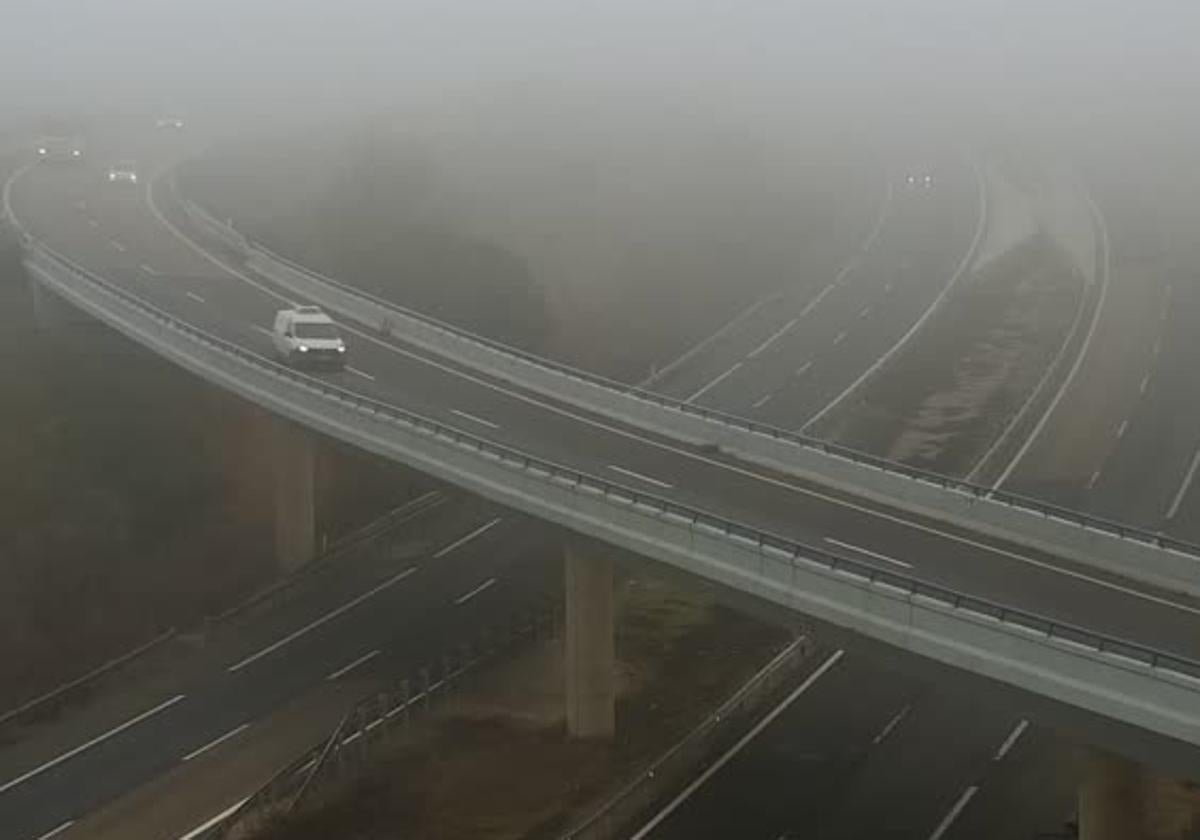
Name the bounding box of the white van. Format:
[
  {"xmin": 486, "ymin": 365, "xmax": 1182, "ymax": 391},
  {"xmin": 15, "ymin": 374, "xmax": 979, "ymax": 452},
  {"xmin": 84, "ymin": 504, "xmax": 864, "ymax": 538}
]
[{"xmin": 272, "ymin": 306, "xmax": 347, "ymax": 368}]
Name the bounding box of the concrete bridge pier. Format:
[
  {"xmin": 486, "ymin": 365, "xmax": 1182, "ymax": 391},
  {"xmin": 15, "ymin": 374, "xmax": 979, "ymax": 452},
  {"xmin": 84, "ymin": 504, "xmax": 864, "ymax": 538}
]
[
  {"xmin": 1079, "ymin": 750, "xmax": 1196, "ymax": 840},
  {"xmin": 564, "ymin": 539, "xmax": 616, "ymax": 739},
  {"xmin": 272, "ymin": 417, "xmax": 317, "ymax": 572}
]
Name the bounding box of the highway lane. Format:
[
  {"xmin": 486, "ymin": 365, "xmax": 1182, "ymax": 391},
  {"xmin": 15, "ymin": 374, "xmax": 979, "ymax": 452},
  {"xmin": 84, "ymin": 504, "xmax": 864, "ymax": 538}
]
[
  {"xmin": 651, "ymin": 157, "xmax": 981, "ymax": 431},
  {"xmin": 10, "ymin": 150, "xmax": 1200, "ymax": 840},
  {"xmin": 0, "ymin": 496, "xmax": 560, "ymax": 840},
  {"xmin": 12, "ymin": 161, "xmax": 1200, "ymax": 667}
]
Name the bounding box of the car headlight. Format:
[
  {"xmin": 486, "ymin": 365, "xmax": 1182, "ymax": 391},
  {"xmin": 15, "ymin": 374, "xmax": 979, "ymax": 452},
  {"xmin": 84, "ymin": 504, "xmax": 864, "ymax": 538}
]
[
  {"xmin": 298, "ymin": 345, "xmax": 309, "ymax": 352},
  {"xmin": 37, "ymin": 148, "xmax": 47, "ymax": 155},
  {"xmin": 130, "ymin": 174, "xmax": 138, "ymax": 183},
  {"xmin": 337, "ymin": 345, "xmax": 346, "ymax": 353},
  {"xmin": 72, "ymin": 150, "xmax": 81, "ymax": 157}
]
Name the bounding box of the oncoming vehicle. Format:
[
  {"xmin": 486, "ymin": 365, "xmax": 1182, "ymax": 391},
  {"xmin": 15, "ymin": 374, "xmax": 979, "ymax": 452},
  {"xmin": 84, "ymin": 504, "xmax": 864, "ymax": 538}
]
[
  {"xmin": 272, "ymin": 306, "xmax": 347, "ymax": 368},
  {"xmin": 905, "ymin": 172, "xmax": 935, "ymax": 189},
  {"xmin": 106, "ymin": 160, "xmax": 139, "ymax": 185},
  {"xmin": 155, "ymin": 116, "xmax": 185, "ymax": 131},
  {"xmin": 36, "ymin": 136, "xmax": 85, "ymax": 163}
]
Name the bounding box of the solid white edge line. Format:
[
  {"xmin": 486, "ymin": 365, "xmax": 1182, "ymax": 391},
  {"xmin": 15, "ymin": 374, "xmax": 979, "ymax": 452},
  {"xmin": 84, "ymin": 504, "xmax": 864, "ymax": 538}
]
[
  {"xmin": 145, "ymin": 175, "xmax": 294, "ymax": 307},
  {"xmin": 993, "ymin": 719, "xmax": 1029, "ymax": 761},
  {"xmin": 130, "ymin": 167, "xmax": 1200, "ymax": 619},
  {"xmin": 1166, "ymin": 448, "xmax": 1200, "ymax": 520},
  {"xmin": 825, "ymin": 537, "xmax": 913, "ymax": 569},
  {"xmin": 685, "ymin": 362, "xmax": 742, "ymax": 404},
  {"xmin": 747, "ymin": 318, "xmax": 799, "ymax": 359},
  {"xmin": 454, "ymin": 577, "xmax": 497, "ymax": 605},
  {"xmin": 326, "ymin": 649, "xmax": 381, "ymax": 681},
  {"xmin": 451, "ymin": 408, "xmax": 499, "ymax": 429},
  {"xmin": 988, "ymin": 187, "xmax": 1111, "ymax": 489},
  {"xmin": 433, "ymin": 517, "xmax": 503, "ymax": 559},
  {"xmin": 177, "ymin": 798, "xmax": 249, "ymax": 840},
  {"xmin": 33, "ymin": 820, "xmax": 75, "ymax": 840},
  {"xmin": 607, "ymin": 464, "xmax": 674, "ymax": 490},
  {"xmin": 927, "ymin": 785, "xmax": 979, "ymax": 840},
  {"xmin": 227, "ymin": 567, "xmax": 417, "ymax": 672},
  {"xmin": 629, "ymin": 650, "xmax": 844, "ymax": 840},
  {"xmin": 802, "ymin": 155, "xmax": 987, "ymax": 434},
  {"xmin": 0, "ymin": 694, "xmax": 186, "ymax": 795},
  {"xmin": 181, "ymin": 723, "xmax": 250, "ymax": 763}
]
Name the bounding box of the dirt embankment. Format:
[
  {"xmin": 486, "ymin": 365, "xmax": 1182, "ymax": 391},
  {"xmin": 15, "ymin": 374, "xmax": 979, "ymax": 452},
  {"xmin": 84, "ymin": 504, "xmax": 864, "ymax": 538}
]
[{"xmin": 245, "ymin": 577, "xmax": 792, "ymax": 840}]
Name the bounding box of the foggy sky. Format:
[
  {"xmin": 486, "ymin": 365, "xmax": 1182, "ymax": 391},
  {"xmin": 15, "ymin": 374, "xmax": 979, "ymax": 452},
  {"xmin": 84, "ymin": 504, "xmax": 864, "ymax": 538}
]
[{"xmin": 4, "ymin": 1, "xmax": 1198, "ymax": 144}]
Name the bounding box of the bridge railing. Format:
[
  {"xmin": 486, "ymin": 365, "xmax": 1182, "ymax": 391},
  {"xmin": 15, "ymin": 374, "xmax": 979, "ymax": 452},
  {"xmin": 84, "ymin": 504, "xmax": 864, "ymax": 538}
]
[
  {"xmin": 167, "ymin": 181, "xmax": 1200, "ymax": 563},
  {"xmin": 19, "ymin": 235, "xmax": 1200, "ymax": 694}
]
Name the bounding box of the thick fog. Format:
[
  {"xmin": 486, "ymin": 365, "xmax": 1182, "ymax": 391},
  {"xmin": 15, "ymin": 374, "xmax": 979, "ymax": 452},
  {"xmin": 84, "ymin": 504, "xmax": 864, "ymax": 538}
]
[{"xmin": 4, "ymin": 1, "xmax": 1198, "ymax": 144}]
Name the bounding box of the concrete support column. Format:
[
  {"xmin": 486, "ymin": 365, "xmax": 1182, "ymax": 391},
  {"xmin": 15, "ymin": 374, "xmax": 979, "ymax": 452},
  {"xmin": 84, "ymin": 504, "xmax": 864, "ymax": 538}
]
[
  {"xmin": 272, "ymin": 418, "xmax": 316, "ymax": 572},
  {"xmin": 1079, "ymin": 750, "xmax": 1195, "ymax": 840},
  {"xmin": 564, "ymin": 540, "xmax": 615, "ymax": 739}
]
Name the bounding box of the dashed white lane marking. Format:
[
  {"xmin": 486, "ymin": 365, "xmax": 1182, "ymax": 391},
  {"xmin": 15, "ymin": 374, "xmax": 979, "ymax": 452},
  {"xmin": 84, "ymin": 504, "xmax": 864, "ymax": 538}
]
[
  {"xmin": 138, "ymin": 170, "xmax": 1200, "ymax": 621},
  {"xmin": 1087, "ymin": 469, "xmax": 1102, "ymax": 490},
  {"xmin": 178, "ymin": 798, "xmax": 249, "ymax": 840},
  {"xmin": 86, "ymin": 218, "xmax": 99, "ymax": 228},
  {"xmin": 74, "ymin": 200, "xmax": 87, "ymax": 212},
  {"xmin": 433, "ymin": 518, "xmax": 503, "ymax": 559},
  {"xmin": 795, "ymin": 361, "xmax": 812, "ymax": 377},
  {"xmin": 630, "ymin": 650, "xmax": 845, "ymax": 840},
  {"xmin": 1116, "ymin": 420, "xmax": 1128, "ymax": 439},
  {"xmin": 825, "ymin": 537, "xmax": 913, "ymax": 569},
  {"xmin": 347, "ymin": 366, "xmax": 375, "ymax": 381},
  {"xmin": 608, "ymin": 464, "xmax": 674, "ymax": 490},
  {"xmin": 140, "ymin": 263, "xmax": 160, "ymax": 276},
  {"xmin": 326, "ymin": 650, "xmax": 381, "ymax": 682},
  {"xmin": 451, "ymin": 408, "xmax": 498, "ymax": 429},
  {"xmin": 109, "ymin": 239, "xmax": 126, "ymax": 253},
  {"xmin": 454, "ymin": 577, "xmax": 497, "ymax": 605},
  {"xmin": 227, "ymin": 567, "xmax": 417, "ymax": 672},
  {"xmin": 34, "ymin": 820, "xmax": 75, "ymax": 840},
  {"xmin": 185, "ymin": 291, "xmax": 206, "ymax": 304},
  {"xmin": 0, "ymin": 694, "xmax": 186, "ymax": 795},
  {"xmin": 832, "ymin": 330, "xmax": 847, "ymax": 346},
  {"xmin": 1153, "ymin": 338, "xmax": 1162, "ymax": 356},
  {"xmin": 686, "ymin": 362, "xmax": 742, "ymax": 403},
  {"xmin": 859, "ymin": 306, "xmax": 871, "ymax": 319},
  {"xmin": 872, "ymin": 704, "xmax": 911, "ymax": 745},
  {"xmin": 182, "ymin": 723, "xmax": 250, "ymax": 762},
  {"xmin": 1140, "ymin": 373, "xmax": 1151, "ymax": 394},
  {"xmin": 251, "ymin": 325, "xmax": 272, "ymax": 337},
  {"xmin": 927, "ymin": 786, "xmax": 979, "ymax": 840},
  {"xmin": 752, "ymin": 393, "xmax": 773, "ymax": 409},
  {"xmin": 994, "ymin": 719, "xmax": 1029, "ymax": 761},
  {"xmin": 747, "ymin": 318, "xmax": 799, "ymax": 359},
  {"xmin": 1167, "ymin": 447, "xmax": 1200, "ymax": 520},
  {"xmin": 884, "ymin": 281, "xmax": 893, "ymax": 293}
]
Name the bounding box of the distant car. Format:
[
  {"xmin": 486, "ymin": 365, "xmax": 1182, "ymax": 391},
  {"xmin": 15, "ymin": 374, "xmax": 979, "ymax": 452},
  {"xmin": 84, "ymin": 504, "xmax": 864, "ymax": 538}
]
[
  {"xmin": 155, "ymin": 116, "xmax": 185, "ymax": 130},
  {"xmin": 106, "ymin": 160, "xmax": 139, "ymax": 185},
  {"xmin": 272, "ymin": 306, "xmax": 347, "ymax": 368},
  {"xmin": 36, "ymin": 136, "xmax": 85, "ymax": 163},
  {"xmin": 905, "ymin": 172, "xmax": 935, "ymax": 189}
]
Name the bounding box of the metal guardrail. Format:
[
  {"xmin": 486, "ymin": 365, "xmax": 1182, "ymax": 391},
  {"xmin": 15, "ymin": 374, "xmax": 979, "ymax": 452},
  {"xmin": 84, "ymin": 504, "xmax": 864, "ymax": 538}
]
[
  {"xmin": 18, "ymin": 234, "xmax": 1200, "ymax": 693},
  {"xmin": 170, "ymin": 183, "xmax": 1200, "ymax": 561},
  {"xmin": 560, "ymin": 637, "xmax": 814, "ymax": 840},
  {"xmin": 201, "ymin": 603, "xmax": 561, "ymax": 838}
]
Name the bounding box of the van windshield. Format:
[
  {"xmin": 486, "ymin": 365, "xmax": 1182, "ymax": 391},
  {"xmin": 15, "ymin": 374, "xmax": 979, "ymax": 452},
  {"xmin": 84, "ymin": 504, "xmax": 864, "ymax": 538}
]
[{"xmin": 294, "ymin": 322, "xmax": 340, "ymax": 340}]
